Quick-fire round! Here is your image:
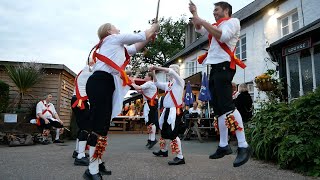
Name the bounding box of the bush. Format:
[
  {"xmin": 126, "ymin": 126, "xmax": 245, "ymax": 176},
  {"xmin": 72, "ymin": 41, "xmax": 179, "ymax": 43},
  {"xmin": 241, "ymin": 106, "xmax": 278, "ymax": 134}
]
[
  {"xmin": 247, "ymin": 87, "xmax": 320, "ymax": 177},
  {"xmin": 0, "ymin": 80, "xmax": 9, "ymax": 113}
]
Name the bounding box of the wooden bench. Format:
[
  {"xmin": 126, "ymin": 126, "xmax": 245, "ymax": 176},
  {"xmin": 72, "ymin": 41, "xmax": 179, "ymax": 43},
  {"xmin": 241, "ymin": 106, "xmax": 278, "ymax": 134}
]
[{"xmin": 110, "ymin": 120, "xmax": 128, "ymax": 131}]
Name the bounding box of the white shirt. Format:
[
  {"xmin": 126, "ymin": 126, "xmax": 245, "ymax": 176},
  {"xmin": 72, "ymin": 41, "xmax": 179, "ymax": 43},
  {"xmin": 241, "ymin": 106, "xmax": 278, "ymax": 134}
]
[
  {"xmin": 141, "ymin": 81, "xmax": 157, "ymax": 101},
  {"xmin": 196, "ymin": 18, "xmax": 240, "ymax": 65},
  {"xmin": 36, "ymin": 100, "xmax": 57, "ymax": 119},
  {"xmin": 155, "ymin": 69, "xmax": 185, "ymax": 108},
  {"xmin": 93, "ymin": 32, "xmax": 146, "ymax": 74},
  {"xmin": 92, "ymin": 32, "xmax": 147, "ymax": 119},
  {"xmin": 189, "ymin": 107, "xmax": 201, "ymax": 115},
  {"xmin": 73, "ymin": 65, "xmax": 93, "ymax": 97}
]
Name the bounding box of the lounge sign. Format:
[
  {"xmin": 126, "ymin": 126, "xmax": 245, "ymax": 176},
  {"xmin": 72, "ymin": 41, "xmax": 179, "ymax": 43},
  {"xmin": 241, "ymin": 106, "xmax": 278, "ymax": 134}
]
[{"xmin": 282, "ymin": 39, "xmax": 311, "ymax": 56}]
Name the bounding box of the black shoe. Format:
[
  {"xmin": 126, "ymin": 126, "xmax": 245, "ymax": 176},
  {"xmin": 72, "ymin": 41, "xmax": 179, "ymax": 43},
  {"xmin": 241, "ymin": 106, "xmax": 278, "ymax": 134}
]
[
  {"xmin": 99, "ymin": 162, "xmax": 112, "ymax": 175},
  {"xmin": 153, "ymin": 150, "xmax": 168, "ymax": 157},
  {"xmin": 41, "ymin": 140, "xmax": 50, "ymax": 145},
  {"xmin": 53, "ymin": 139, "xmax": 64, "ymax": 143},
  {"xmin": 209, "ymin": 145, "xmax": 233, "ymax": 159},
  {"xmin": 72, "ymin": 151, "xmax": 78, "ymax": 158},
  {"xmin": 74, "ymin": 157, "xmax": 89, "ymax": 166},
  {"xmin": 83, "ymin": 169, "xmax": 102, "ymax": 180},
  {"xmin": 168, "ymin": 157, "xmax": 185, "ymax": 165},
  {"xmin": 146, "ymin": 140, "xmax": 151, "ymax": 147},
  {"xmin": 148, "ymin": 139, "xmax": 158, "ymax": 149},
  {"xmin": 233, "ymin": 146, "xmax": 251, "ymax": 167}
]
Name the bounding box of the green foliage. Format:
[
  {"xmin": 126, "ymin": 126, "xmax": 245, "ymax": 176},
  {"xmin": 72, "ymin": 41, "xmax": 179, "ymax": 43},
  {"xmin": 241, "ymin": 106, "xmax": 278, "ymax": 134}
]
[
  {"xmin": 247, "ymin": 87, "xmax": 320, "ymax": 177},
  {"xmin": 0, "ymin": 80, "xmax": 9, "ymax": 113},
  {"xmin": 130, "ymin": 16, "xmax": 188, "ymax": 77},
  {"xmin": 5, "ymin": 62, "xmax": 43, "ymax": 109}
]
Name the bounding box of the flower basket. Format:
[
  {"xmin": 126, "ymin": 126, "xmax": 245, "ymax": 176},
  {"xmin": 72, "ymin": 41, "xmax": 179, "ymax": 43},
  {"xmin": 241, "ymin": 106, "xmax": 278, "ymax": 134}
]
[{"xmin": 256, "ymin": 81, "xmax": 275, "ymax": 91}]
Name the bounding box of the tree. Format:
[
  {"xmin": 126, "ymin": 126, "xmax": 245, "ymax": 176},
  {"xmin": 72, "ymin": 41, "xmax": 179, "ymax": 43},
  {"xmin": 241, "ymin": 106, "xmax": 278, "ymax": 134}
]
[
  {"xmin": 129, "ymin": 16, "xmax": 188, "ymax": 77},
  {"xmin": 5, "ymin": 62, "xmax": 43, "ymax": 110}
]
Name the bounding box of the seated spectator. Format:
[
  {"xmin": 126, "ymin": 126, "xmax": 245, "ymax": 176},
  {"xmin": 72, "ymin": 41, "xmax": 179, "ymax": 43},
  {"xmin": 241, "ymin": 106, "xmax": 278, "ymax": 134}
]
[
  {"xmin": 126, "ymin": 104, "xmax": 136, "ymax": 116},
  {"xmin": 189, "ymin": 101, "xmax": 201, "ymax": 117},
  {"xmin": 36, "ymin": 94, "xmax": 64, "ymax": 145},
  {"xmin": 122, "ymin": 103, "xmax": 130, "ymax": 116}
]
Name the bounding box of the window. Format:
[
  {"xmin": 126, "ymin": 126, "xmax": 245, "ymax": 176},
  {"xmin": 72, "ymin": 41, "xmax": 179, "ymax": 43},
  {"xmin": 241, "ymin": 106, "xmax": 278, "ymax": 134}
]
[
  {"xmin": 314, "ymin": 44, "xmax": 320, "ymax": 87},
  {"xmin": 187, "ymin": 61, "xmax": 195, "ymax": 76},
  {"xmin": 286, "ymin": 46, "xmax": 320, "ymax": 100},
  {"xmin": 235, "ymin": 35, "xmax": 247, "ymax": 61},
  {"xmin": 281, "ymin": 11, "xmax": 299, "ymax": 37}
]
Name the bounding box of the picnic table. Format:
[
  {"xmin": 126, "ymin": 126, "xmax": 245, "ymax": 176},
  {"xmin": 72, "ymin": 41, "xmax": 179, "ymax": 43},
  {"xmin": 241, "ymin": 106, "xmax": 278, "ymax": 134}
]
[{"xmin": 182, "ymin": 118, "xmax": 214, "ymax": 143}]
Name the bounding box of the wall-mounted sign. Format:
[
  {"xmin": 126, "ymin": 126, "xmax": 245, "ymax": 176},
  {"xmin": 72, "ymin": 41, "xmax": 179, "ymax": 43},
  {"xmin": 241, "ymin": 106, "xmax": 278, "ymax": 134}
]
[
  {"xmin": 4, "ymin": 113, "xmax": 17, "ymax": 123},
  {"xmin": 282, "ymin": 39, "xmax": 311, "ymax": 56}
]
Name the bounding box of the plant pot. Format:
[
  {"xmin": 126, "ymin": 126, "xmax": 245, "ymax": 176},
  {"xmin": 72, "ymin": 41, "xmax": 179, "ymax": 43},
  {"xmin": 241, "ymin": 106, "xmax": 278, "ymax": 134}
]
[{"xmin": 256, "ymin": 81, "xmax": 275, "ymax": 91}]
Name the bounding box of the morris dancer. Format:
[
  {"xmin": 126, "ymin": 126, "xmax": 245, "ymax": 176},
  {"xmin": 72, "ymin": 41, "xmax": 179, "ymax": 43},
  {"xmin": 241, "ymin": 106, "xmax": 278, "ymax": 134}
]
[
  {"xmin": 151, "ymin": 65, "xmax": 186, "ymax": 165},
  {"xmin": 131, "ymin": 72, "xmax": 158, "ymax": 149},
  {"xmin": 189, "ymin": 1, "xmax": 250, "ymax": 167},
  {"xmin": 83, "ymin": 22, "xmax": 159, "ymax": 180},
  {"xmin": 71, "ymin": 60, "xmax": 93, "ymax": 166}
]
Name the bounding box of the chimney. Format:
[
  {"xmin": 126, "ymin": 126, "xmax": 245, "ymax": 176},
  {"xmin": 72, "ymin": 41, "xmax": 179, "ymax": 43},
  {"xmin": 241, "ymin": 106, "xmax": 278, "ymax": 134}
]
[{"xmin": 185, "ymin": 22, "xmax": 197, "ymax": 47}]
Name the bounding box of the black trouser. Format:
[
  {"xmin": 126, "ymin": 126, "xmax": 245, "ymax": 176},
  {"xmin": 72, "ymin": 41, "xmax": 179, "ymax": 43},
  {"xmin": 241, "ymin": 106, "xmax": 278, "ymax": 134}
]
[
  {"xmin": 146, "ymin": 100, "xmax": 158, "ymax": 126},
  {"xmin": 39, "ymin": 118, "xmax": 63, "ymax": 130},
  {"xmin": 86, "ymin": 71, "xmax": 115, "ymax": 137},
  {"xmin": 209, "ymin": 61, "xmax": 236, "ymax": 116},
  {"xmin": 71, "ymin": 96, "xmax": 91, "ymax": 141},
  {"xmin": 161, "ymin": 108, "xmax": 182, "ymax": 140},
  {"xmin": 71, "ymin": 96, "xmax": 91, "ymax": 130}
]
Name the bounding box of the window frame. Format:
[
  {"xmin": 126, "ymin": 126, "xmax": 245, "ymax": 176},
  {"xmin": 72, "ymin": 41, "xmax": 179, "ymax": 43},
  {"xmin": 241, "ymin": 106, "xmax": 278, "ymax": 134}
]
[
  {"xmin": 186, "ymin": 61, "xmax": 195, "ymax": 76},
  {"xmin": 286, "ymin": 45, "xmax": 320, "ymax": 101},
  {"xmin": 281, "ymin": 11, "xmax": 299, "ymax": 37},
  {"xmin": 235, "ymin": 35, "xmax": 247, "ymax": 61}
]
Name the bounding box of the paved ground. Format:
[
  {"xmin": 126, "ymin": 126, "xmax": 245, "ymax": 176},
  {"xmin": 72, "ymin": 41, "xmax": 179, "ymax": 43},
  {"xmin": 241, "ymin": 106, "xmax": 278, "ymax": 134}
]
[{"xmin": 0, "ymin": 134, "xmax": 316, "ymax": 180}]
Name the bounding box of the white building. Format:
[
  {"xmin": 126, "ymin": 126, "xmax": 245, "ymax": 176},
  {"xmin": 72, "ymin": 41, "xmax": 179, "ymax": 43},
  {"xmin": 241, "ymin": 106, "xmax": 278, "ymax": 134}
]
[{"xmin": 157, "ymin": 0, "xmax": 320, "ymax": 102}]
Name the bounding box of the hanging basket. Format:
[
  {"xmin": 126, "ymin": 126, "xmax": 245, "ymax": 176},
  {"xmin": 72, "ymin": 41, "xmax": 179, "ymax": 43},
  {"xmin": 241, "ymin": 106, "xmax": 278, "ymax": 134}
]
[{"xmin": 256, "ymin": 81, "xmax": 275, "ymax": 91}]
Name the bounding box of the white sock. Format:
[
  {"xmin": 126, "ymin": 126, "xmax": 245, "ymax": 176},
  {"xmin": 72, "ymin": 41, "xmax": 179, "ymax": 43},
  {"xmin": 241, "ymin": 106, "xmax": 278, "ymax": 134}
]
[
  {"xmin": 233, "ymin": 109, "xmax": 248, "ymax": 148},
  {"xmin": 98, "ymin": 158, "xmax": 102, "ymax": 164},
  {"xmin": 77, "ymin": 141, "xmax": 87, "ymax": 159},
  {"xmin": 89, "ymin": 146, "xmax": 99, "ymax": 175},
  {"xmin": 75, "ymin": 138, "xmax": 79, "ymax": 152},
  {"xmin": 161, "ymin": 139, "xmax": 168, "ymax": 152},
  {"xmin": 218, "ymin": 113, "xmax": 229, "ymax": 147},
  {"xmin": 148, "ymin": 134, "xmax": 151, "ymax": 141},
  {"xmin": 150, "ymin": 125, "xmax": 156, "ymax": 141},
  {"xmin": 55, "ymin": 129, "xmax": 60, "ymax": 140},
  {"xmin": 176, "ymin": 137, "xmax": 183, "ymax": 159}
]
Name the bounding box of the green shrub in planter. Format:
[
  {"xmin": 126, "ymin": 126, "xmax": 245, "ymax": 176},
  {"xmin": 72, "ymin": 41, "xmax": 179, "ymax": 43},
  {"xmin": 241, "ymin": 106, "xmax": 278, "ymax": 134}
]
[
  {"xmin": 0, "ymin": 80, "xmax": 9, "ymax": 113},
  {"xmin": 247, "ymin": 87, "xmax": 320, "ymax": 177},
  {"xmin": 277, "ymin": 87, "xmax": 320, "ymax": 176}
]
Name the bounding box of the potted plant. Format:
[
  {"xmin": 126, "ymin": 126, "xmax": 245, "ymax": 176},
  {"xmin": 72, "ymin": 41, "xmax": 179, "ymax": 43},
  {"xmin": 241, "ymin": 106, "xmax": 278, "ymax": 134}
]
[
  {"xmin": 5, "ymin": 62, "xmax": 43, "ymax": 123},
  {"xmin": 254, "ymin": 69, "xmax": 277, "ymax": 91}
]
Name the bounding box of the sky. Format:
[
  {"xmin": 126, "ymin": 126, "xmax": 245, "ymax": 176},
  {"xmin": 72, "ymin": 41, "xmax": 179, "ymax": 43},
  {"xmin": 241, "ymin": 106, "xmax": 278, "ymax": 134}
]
[{"xmin": 0, "ymin": 0, "xmax": 254, "ymax": 73}]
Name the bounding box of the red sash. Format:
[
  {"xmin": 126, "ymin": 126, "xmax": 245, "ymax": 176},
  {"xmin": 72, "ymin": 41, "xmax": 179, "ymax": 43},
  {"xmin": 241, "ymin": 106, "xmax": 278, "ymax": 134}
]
[
  {"xmin": 164, "ymin": 82, "xmax": 182, "ymax": 115},
  {"xmin": 36, "ymin": 101, "xmax": 53, "ymax": 126},
  {"xmin": 72, "ymin": 70, "xmax": 89, "ymax": 110},
  {"xmin": 197, "ymin": 17, "xmax": 246, "ymax": 70},
  {"xmin": 92, "ymin": 39, "xmax": 132, "ymax": 86},
  {"xmin": 142, "ymin": 91, "xmax": 157, "ymax": 107}
]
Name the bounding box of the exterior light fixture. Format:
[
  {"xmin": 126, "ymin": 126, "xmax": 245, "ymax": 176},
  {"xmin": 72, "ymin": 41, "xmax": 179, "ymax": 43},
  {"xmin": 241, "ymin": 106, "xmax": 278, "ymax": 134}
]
[{"xmin": 268, "ymin": 8, "xmax": 276, "ymax": 16}]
